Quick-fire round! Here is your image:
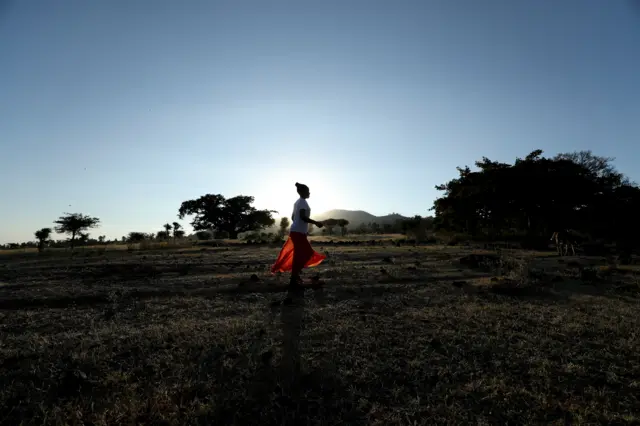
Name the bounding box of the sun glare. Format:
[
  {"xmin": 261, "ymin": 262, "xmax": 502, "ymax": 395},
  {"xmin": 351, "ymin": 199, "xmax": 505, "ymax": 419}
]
[{"xmin": 256, "ymin": 169, "xmax": 339, "ymax": 219}]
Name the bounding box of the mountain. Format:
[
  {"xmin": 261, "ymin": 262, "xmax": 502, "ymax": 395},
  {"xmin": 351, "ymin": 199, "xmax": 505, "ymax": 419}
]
[
  {"xmin": 263, "ymin": 209, "xmax": 410, "ymax": 235},
  {"xmin": 314, "ymin": 209, "xmax": 408, "ymax": 226}
]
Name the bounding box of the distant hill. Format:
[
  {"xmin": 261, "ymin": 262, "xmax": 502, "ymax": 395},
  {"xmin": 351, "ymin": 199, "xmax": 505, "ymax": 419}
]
[
  {"xmin": 314, "ymin": 209, "xmax": 408, "ymax": 226},
  {"xmin": 263, "ymin": 209, "xmax": 409, "ymax": 235}
]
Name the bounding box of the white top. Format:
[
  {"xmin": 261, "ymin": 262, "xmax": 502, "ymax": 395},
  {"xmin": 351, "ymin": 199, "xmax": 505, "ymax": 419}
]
[{"xmin": 290, "ymin": 197, "xmax": 310, "ymax": 234}]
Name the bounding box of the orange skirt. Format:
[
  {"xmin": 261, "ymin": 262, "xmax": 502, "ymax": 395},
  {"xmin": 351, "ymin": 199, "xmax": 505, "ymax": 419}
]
[{"xmin": 271, "ymin": 231, "xmax": 326, "ymax": 274}]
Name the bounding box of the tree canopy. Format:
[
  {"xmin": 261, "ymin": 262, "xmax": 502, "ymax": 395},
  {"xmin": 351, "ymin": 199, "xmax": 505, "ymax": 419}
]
[
  {"xmin": 178, "ymin": 194, "xmax": 276, "ymax": 239},
  {"xmin": 337, "ymin": 219, "xmax": 350, "ymax": 236},
  {"xmin": 53, "ymin": 213, "xmax": 100, "ymax": 249},
  {"xmin": 34, "ymin": 227, "xmax": 52, "ymax": 252},
  {"xmin": 432, "ymin": 150, "xmax": 640, "ymax": 246}
]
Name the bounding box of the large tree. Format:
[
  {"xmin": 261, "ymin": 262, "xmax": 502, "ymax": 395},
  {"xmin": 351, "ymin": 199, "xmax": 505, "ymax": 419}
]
[
  {"xmin": 34, "ymin": 227, "xmax": 52, "ymax": 252},
  {"xmin": 432, "ymin": 149, "xmax": 640, "ymax": 247},
  {"xmin": 178, "ymin": 194, "xmax": 276, "ymax": 239},
  {"xmin": 53, "ymin": 213, "xmax": 100, "ymax": 249}
]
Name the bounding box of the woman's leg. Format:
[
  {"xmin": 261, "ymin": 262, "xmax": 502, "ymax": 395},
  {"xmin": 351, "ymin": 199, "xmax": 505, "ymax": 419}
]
[
  {"xmin": 278, "ymin": 232, "xmax": 325, "ymax": 287},
  {"xmin": 290, "ymin": 237, "xmax": 304, "ymax": 286},
  {"xmin": 289, "ymin": 232, "xmax": 310, "ymax": 287}
]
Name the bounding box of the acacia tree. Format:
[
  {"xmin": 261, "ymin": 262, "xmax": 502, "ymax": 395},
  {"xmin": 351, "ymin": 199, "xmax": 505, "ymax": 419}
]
[
  {"xmin": 178, "ymin": 194, "xmax": 276, "ymax": 239},
  {"xmin": 323, "ymin": 218, "xmax": 338, "ymax": 235},
  {"xmin": 337, "ymin": 219, "xmax": 350, "ymax": 236},
  {"xmin": 172, "ymin": 222, "xmax": 182, "ymax": 242},
  {"xmin": 53, "ymin": 213, "xmax": 100, "ymax": 249},
  {"xmin": 34, "ymin": 227, "xmax": 52, "ymax": 252},
  {"xmin": 279, "ymin": 217, "xmax": 290, "ymax": 239},
  {"xmin": 127, "ymin": 232, "xmax": 146, "ymax": 243},
  {"xmin": 163, "ymin": 223, "xmax": 172, "ymax": 239}
]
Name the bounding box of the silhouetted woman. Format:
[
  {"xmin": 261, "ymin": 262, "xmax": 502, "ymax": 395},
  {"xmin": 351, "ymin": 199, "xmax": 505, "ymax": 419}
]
[{"xmin": 271, "ymin": 182, "xmax": 325, "ymax": 287}]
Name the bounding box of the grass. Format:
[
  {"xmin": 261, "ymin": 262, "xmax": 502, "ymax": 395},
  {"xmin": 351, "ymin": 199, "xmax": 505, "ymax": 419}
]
[{"xmin": 1, "ymin": 243, "xmax": 639, "ymax": 425}]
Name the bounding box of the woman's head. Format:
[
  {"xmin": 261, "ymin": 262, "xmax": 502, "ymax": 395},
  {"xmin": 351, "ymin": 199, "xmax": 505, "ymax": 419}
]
[{"xmin": 295, "ymin": 182, "xmax": 310, "ymax": 199}]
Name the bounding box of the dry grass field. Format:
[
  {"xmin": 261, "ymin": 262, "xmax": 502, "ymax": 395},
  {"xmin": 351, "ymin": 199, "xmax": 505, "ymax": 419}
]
[{"xmin": 1, "ymin": 242, "xmax": 640, "ymax": 425}]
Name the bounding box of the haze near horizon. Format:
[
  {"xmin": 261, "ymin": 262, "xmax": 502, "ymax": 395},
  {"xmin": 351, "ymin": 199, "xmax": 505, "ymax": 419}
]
[{"xmin": 1, "ymin": 0, "xmax": 639, "ymax": 243}]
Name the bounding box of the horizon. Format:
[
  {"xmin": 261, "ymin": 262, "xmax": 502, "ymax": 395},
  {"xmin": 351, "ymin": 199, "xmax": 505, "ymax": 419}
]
[
  {"xmin": 3, "ymin": 207, "xmax": 415, "ymax": 244},
  {"xmin": 2, "ymin": 1, "xmax": 639, "ymax": 244}
]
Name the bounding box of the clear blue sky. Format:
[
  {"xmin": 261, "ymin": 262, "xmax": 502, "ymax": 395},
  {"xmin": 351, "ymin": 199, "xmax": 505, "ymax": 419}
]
[{"xmin": 1, "ymin": 0, "xmax": 639, "ymax": 243}]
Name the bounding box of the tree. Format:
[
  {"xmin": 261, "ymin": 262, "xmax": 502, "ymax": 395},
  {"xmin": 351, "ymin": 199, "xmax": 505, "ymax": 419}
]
[
  {"xmin": 172, "ymin": 222, "xmax": 182, "ymax": 242},
  {"xmin": 337, "ymin": 219, "xmax": 350, "ymax": 236},
  {"xmin": 127, "ymin": 232, "xmax": 146, "ymax": 243},
  {"xmin": 178, "ymin": 194, "xmax": 276, "ymax": 239},
  {"xmin": 400, "ymin": 215, "xmax": 433, "ymax": 241},
  {"xmin": 98, "ymin": 235, "xmax": 106, "ymax": 244},
  {"xmin": 370, "ymin": 222, "xmax": 381, "ymax": 234},
  {"xmin": 279, "ymin": 217, "xmax": 290, "ymax": 239},
  {"xmin": 53, "ymin": 213, "xmax": 100, "ymax": 249},
  {"xmin": 163, "ymin": 223, "xmax": 172, "ymax": 239},
  {"xmin": 34, "ymin": 228, "xmax": 52, "ymax": 252},
  {"xmin": 156, "ymin": 230, "xmax": 170, "ymax": 240},
  {"xmin": 323, "ymin": 219, "xmax": 338, "ymax": 235},
  {"xmin": 77, "ymin": 232, "xmax": 89, "ymax": 247},
  {"xmin": 432, "ymin": 149, "xmax": 640, "ymax": 249}
]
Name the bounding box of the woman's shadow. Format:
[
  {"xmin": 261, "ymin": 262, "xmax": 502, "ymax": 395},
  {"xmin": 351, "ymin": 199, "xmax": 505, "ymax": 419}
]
[
  {"xmin": 276, "ymin": 284, "xmax": 365, "ymax": 424},
  {"xmin": 279, "ymin": 286, "xmax": 307, "ymax": 387},
  {"xmin": 279, "ymin": 282, "xmax": 327, "ymax": 386}
]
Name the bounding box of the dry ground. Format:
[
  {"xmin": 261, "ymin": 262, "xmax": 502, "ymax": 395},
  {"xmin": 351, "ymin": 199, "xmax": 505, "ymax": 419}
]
[{"xmin": 1, "ymin": 243, "xmax": 639, "ymax": 425}]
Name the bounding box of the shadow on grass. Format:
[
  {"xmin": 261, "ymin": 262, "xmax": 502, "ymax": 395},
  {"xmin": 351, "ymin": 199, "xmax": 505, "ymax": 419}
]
[{"xmin": 197, "ymin": 285, "xmax": 366, "ymax": 425}]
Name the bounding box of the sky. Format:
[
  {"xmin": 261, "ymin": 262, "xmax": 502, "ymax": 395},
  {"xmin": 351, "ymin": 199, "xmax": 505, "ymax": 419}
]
[{"xmin": 1, "ymin": 0, "xmax": 639, "ymax": 243}]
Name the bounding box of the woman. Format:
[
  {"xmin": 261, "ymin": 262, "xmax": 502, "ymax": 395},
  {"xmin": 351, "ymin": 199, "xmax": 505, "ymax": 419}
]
[{"xmin": 271, "ymin": 182, "xmax": 326, "ymax": 287}]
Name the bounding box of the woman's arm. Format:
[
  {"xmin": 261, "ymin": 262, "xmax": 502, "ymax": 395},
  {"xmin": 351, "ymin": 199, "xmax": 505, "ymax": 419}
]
[{"xmin": 299, "ymin": 209, "xmax": 323, "ymax": 227}]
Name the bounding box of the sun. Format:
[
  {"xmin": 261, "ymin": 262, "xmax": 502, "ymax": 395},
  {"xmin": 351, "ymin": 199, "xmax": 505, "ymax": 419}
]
[{"xmin": 255, "ymin": 168, "xmax": 340, "ymax": 219}]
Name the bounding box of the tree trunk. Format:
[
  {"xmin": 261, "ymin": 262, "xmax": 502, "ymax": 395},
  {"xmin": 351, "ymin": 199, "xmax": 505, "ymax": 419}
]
[
  {"xmin": 70, "ymin": 231, "xmax": 76, "ymax": 250},
  {"xmin": 229, "ymin": 230, "xmax": 239, "ymax": 240},
  {"xmin": 37, "ymin": 241, "xmax": 44, "ymax": 253}
]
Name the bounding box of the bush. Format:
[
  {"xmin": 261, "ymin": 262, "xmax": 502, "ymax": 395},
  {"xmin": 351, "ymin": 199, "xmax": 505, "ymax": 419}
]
[
  {"xmin": 446, "ymin": 234, "xmax": 471, "ymax": 246},
  {"xmin": 195, "ymin": 231, "xmax": 212, "ymax": 241}
]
